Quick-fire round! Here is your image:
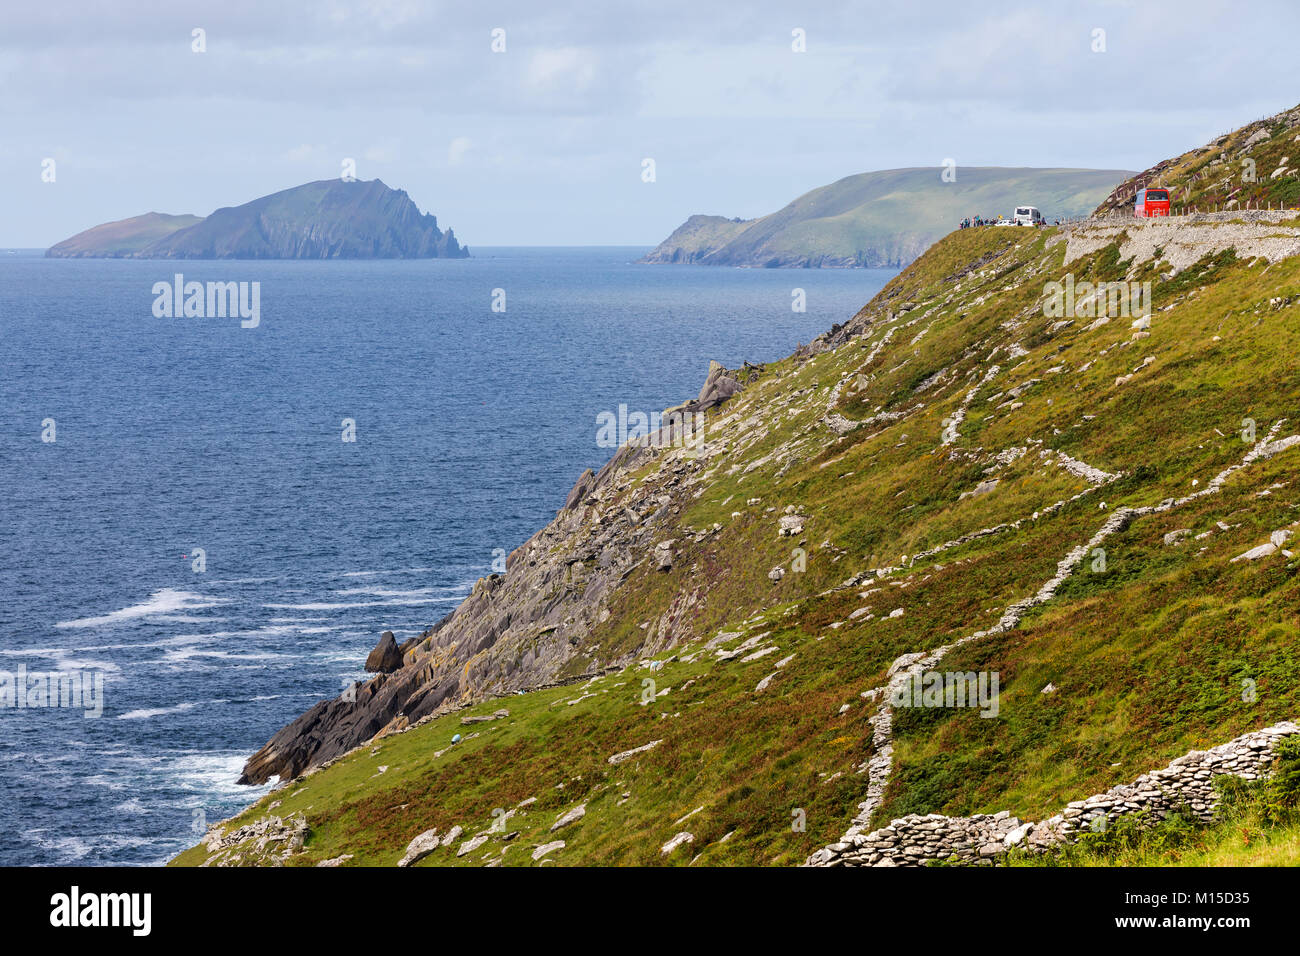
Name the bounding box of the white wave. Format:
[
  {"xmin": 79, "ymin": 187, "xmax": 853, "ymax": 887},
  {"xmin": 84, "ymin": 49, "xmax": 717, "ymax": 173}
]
[
  {"xmin": 46, "ymin": 656, "xmax": 123, "ymax": 673},
  {"xmin": 118, "ymin": 701, "xmax": 200, "ymax": 720},
  {"xmin": 0, "ymin": 647, "xmax": 123, "ymax": 673},
  {"xmin": 263, "ymin": 596, "xmax": 462, "ymax": 610},
  {"xmin": 338, "ymin": 566, "xmax": 435, "ymax": 578},
  {"xmin": 333, "ymin": 586, "xmax": 440, "ymax": 597},
  {"xmin": 163, "ymin": 625, "xmax": 296, "ymax": 641},
  {"xmin": 153, "ymin": 750, "xmax": 276, "ymax": 799},
  {"xmin": 56, "ymin": 589, "xmax": 231, "ymax": 629},
  {"xmin": 7, "ymin": 634, "xmax": 213, "ymax": 655},
  {"xmin": 0, "ymin": 646, "xmax": 73, "ymax": 659},
  {"xmin": 161, "ymin": 648, "xmax": 292, "ymax": 664},
  {"xmin": 21, "ymin": 831, "xmax": 95, "ymax": 861}
]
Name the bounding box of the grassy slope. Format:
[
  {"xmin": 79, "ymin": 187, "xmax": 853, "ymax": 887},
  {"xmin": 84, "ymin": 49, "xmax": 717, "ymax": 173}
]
[
  {"xmin": 174, "ymin": 214, "xmax": 1300, "ymax": 866},
  {"xmin": 45, "ymin": 212, "xmax": 203, "ymax": 257},
  {"xmin": 1015, "ymin": 814, "xmax": 1300, "ymax": 867},
  {"xmin": 879, "ymin": 237, "xmax": 1300, "ymax": 824},
  {"xmin": 645, "ymin": 214, "xmax": 751, "ymax": 262},
  {"xmin": 755, "ymin": 168, "xmax": 1128, "ymax": 256},
  {"xmin": 1096, "ymin": 104, "xmax": 1300, "ymax": 213},
  {"xmin": 645, "ymin": 167, "xmax": 1130, "ymax": 265}
]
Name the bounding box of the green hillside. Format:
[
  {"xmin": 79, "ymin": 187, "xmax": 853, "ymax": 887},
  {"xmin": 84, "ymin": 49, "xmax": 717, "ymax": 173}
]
[
  {"xmin": 45, "ymin": 212, "xmax": 203, "ymax": 258},
  {"xmin": 644, "ymin": 167, "xmax": 1131, "ymax": 268},
  {"xmin": 1095, "ymin": 104, "xmax": 1300, "ymax": 215},
  {"xmin": 176, "ymin": 106, "xmax": 1300, "ymax": 868}
]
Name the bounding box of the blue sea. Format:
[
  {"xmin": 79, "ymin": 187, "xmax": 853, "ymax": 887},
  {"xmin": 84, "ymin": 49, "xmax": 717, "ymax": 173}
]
[{"xmin": 0, "ymin": 247, "xmax": 895, "ymax": 865}]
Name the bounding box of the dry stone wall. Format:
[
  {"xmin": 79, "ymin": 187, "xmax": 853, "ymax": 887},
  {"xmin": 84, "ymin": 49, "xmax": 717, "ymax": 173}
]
[{"xmin": 807, "ymin": 721, "xmax": 1297, "ymax": 867}]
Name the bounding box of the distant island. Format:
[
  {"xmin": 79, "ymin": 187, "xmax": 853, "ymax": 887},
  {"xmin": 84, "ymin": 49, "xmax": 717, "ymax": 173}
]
[
  {"xmin": 46, "ymin": 179, "xmax": 469, "ymax": 260},
  {"xmin": 642, "ymin": 166, "xmax": 1133, "ymax": 268}
]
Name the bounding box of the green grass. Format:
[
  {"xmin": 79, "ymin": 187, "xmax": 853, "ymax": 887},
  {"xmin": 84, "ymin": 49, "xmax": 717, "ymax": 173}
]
[
  {"xmin": 1010, "ymin": 739, "xmax": 1300, "ymax": 866},
  {"xmin": 176, "ymin": 173, "xmax": 1300, "ymax": 866},
  {"xmin": 646, "ymin": 167, "xmax": 1129, "ymax": 267}
]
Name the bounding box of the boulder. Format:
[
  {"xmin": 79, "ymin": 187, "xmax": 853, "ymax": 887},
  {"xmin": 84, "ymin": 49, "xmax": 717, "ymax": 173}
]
[
  {"xmin": 1231, "ymin": 542, "xmax": 1277, "ymax": 562},
  {"xmin": 532, "ymin": 840, "xmax": 565, "ymax": 861},
  {"xmin": 364, "ymin": 631, "xmax": 404, "ymax": 673},
  {"xmin": 654, "ymin": 540, "xmax": 674, "ymax": 571},
  {"xmin": 661, "ymin": 831, "xmax": 694, "ymax": 854},
  {"xmin": 457, "ymin": 833, "xmax": 490, "ymax": 857},
  {"xmin": 695, "ymin": 361, "xmax": 743, "ymax": 411},
  {"xmin": 608, "ymin": 739, "xmax": 663, "ymax": 765},
  {"xmin": 550, "ymin": 803, "xmax": 587, "ymax": 832},
  {"xmin": 397, "ymin": 828, "xmax": 440, "ymax": 867}
]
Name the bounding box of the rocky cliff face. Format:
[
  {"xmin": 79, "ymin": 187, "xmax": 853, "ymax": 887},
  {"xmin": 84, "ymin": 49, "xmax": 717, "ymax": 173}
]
[
  {"xmin": 239, "ymin": 365, "xmax": 744, "ymax": 784},
  {"xmin": 46, "ymin": 179, "xmax": 468, "ymax": 259}
]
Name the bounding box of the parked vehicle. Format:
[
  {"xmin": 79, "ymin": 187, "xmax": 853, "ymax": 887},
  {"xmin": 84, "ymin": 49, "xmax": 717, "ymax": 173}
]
[
  {"xmin": 1134, "ymin": 187, "xmax": 1171, "ymax": 217},
  {"xmin": 1013, "ymin": 205, "xmax": 1044, "ymax": 226}
]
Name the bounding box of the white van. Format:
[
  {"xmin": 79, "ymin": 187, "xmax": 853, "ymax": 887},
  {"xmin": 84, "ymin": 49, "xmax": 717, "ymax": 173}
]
[{"xmin": 1013, "ymin": 206, "xmax": 1044, "ymax": 226}]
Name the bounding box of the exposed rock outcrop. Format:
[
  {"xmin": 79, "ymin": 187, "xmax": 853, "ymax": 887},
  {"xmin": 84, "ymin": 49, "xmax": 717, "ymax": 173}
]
[
  {"xmin": 397, "ymin": 828, "xmax": 442, "ymax": 867},
  {"xmin": 364, "ymin": 631, "xmax": 404, "ymax": 673},
  {"xmin": 694, "ymin": 361, "xmax": 743, "ymax": 411},
  {"xmin": 199, "ymin": 812, "xmax": 310, "ymax": 867},
  {"xmin": 239, "ymin": 363, "xmax": 744, "ymax": 785}
]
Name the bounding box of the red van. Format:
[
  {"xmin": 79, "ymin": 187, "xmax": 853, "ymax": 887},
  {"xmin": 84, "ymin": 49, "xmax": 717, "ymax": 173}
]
[{"xmin": 1134, "ymin": 187, "xmax": 1171, "ymax": 217}]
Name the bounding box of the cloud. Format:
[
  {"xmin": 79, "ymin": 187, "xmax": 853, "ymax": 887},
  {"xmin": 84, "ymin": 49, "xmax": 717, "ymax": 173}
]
[
  {"xmin": 281, "ymin": 144, "xmax": 322, "ymax": 163},
  {"xmin": 3, "ymin": 0, "xmax": 1300, "ymax": 247},
  {"xmin": 447, "ymin": 136, "xmax": 472, "ymax": 166},
  {"xmin": 527, "ymin": 47, "xmax": 595, "ymax": 91},
  {"xmin": 363, "ymin": 141, "xmax": 400, "ymax": 163}
]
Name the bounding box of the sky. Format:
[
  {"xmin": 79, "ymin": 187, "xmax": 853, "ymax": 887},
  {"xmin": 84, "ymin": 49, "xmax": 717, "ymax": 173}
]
[{"xmin": 3, "ymin": 0, "xmax": 1299, "ymax": 247}]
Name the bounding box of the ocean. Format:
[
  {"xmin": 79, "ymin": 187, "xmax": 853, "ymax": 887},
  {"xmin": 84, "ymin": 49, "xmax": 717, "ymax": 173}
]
[{"xmin": 0, "ymin": 246, "xmax": 896, "ymax": 865}]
